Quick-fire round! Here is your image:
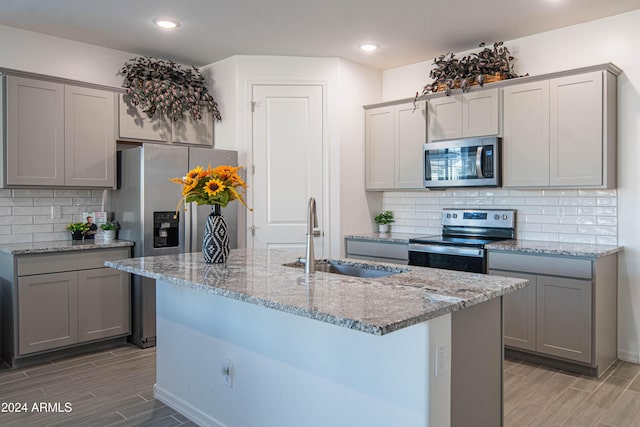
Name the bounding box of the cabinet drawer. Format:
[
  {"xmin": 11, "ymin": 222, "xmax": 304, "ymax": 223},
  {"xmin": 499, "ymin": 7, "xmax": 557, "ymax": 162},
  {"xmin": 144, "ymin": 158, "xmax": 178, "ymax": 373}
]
[
  {"xmin": 346, "ymin": 239, "xmax": 408, "ymax": 261},
  {"xmin": 17, "ymin": 248, "xmax": 131, "ymax": 276},
  {"xmin": 488, "ymin": 251, "xmax": 592, "ymax": 279}
]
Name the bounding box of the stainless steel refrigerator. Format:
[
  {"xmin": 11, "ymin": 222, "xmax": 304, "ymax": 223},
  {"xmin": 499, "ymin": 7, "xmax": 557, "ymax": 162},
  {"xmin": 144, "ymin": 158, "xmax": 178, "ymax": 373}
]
[{"xmin": 109, "ymin": 144, "xmax": 238, "ymax": 348}]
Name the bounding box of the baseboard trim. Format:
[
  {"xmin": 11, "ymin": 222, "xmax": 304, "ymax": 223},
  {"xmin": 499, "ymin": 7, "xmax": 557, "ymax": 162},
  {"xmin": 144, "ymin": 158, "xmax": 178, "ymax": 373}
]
[
  {"xmin": 154, "ymin": 384, "xmax": 227, "ymax": 427},
  {"xmin": 617, "ymin": 349, "xmax": 640, "ymax": 364}
]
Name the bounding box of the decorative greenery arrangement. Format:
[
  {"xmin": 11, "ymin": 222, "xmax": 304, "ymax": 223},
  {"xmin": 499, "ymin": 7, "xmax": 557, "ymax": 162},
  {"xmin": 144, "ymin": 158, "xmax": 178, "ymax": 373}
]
[
  {"xmin": 374, "ymin": 211, "xmax": 395, "ymax": 225},
  {"xmin": 65, "ymin": 222, "xmax": 90, "ymax": 234},
  {"xmin": 100, "ymin": 222, "xmax": 119, "ymax": 231},
  {"xmin": 417, "ymin": 42, "xmax": 521, "ymax": 97},
  {"xmin": 171, "ymin": 164, "xmax": 251, "ymax": 211},
  {"xmin": 120, "ymin": 56, "xmax": 222, "ymax": 122}
]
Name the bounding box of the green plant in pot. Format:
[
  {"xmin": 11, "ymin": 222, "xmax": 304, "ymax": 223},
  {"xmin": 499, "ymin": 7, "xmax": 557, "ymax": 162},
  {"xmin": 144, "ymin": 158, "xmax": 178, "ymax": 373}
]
[
  {"xmin": 66, "ymin": 222, "xmax": 90, "ymax": 241},
  {"xmin": 374, "ymin": 211, "xmax": 395, "ymax": 234},
  {"xmin": 100, "ymin": 222, "xmax": 119, "ymax": 240}
]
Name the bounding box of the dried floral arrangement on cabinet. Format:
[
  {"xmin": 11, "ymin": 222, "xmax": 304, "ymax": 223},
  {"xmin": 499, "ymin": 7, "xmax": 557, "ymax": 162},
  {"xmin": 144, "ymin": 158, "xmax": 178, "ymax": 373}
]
[
  {"xmin": 416, "ymin": 42, "xmax": 525, "ymax": 97},
  {"xmin": 120, "ymin": 56, "xmax": 222, "ymax": 122}
]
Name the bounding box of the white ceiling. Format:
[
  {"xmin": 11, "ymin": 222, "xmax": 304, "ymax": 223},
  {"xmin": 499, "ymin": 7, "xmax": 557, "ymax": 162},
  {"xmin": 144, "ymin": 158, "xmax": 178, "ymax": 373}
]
[{"xmin": 0, "ymin": 0, "xmax": 638, "ymax": 70}]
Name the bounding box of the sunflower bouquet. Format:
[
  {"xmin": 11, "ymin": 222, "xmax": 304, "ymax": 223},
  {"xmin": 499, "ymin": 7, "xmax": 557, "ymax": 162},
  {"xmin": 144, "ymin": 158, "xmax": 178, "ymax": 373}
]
[{"xmin": 170, "ymin": 164, "xmax": 250, "ymax": 211}]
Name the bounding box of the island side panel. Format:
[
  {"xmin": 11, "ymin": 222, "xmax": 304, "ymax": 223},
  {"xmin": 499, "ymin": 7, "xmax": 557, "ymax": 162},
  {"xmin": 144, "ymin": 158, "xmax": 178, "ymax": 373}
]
[{"xmin": 153, "ymin": 279, "xmax": 452, "ymax": 427}]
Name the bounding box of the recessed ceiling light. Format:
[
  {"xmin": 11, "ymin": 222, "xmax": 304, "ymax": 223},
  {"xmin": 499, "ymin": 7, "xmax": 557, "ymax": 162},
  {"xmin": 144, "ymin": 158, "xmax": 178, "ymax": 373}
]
[
  {"xmin": 359, "ymin": 43, "xmax": 379, "ymax": 52},
  {"xmin": 153, "ymin": 18, "xmax": 180, "ymax": 29}
]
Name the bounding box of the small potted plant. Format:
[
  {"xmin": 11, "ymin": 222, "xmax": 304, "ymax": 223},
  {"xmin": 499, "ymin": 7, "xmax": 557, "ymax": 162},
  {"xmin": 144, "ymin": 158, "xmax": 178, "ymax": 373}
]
[
  {"xmin": 65, "ymin": 222, "xmax": 90, "ymax": 241},
  {"xmin": 374, "ymin": 211, "xmax": 395, "ymax": 234},
  {"xmin": 100, "ymin": 222, "xmax": 119, "ymax": 241}
]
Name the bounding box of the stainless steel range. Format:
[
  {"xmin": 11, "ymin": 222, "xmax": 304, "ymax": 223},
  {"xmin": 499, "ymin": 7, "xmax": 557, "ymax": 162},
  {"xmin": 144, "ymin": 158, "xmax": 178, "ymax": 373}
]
[{"xmin": 408, "ymin": 208, "xmax": 516, "ymax": 273}]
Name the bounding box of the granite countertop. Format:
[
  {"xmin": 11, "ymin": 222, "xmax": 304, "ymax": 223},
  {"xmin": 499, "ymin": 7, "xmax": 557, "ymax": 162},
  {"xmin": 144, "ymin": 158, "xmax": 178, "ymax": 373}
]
[
  {"xmin": 486, "ymin": 239, "xmax": 622, "ymax": 258},
  {"xmin": 344, "ymin": 232, "xmax": 430, "ymax": 244},
  {"xmin": 0, "ymin": 239, "xmax": 134, "ymax": 255},
  {"xmin": 106, "ymin": 249, "xmax": 527, "ymax": 336}
]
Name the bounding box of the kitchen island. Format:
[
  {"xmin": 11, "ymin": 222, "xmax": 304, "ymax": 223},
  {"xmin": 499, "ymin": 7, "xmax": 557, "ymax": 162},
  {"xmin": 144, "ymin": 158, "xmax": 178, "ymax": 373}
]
[{"xmin": 106, "ymin": 249, "xmax": 528, "ymax": 427}]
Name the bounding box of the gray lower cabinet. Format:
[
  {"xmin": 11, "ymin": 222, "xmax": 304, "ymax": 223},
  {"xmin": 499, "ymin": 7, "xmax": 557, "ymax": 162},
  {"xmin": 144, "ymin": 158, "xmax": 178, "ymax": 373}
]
[
  {"xmin": 345, "ymin": 238, "xmax": 408, "ymax": 264},
  {"xmin": 18, "ymin": 271, "xmax": 79, "ymax": 355},
  {"xmin": 0, "ymin": 247, "xmax": 131, "ymax": 366},
  {"xmin": 489, "ymin": 250, "xmax": 616, "ymax": 376}
]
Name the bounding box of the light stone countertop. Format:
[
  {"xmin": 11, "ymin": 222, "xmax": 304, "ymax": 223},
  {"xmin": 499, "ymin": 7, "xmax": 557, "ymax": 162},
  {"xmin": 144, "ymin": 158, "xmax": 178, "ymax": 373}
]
[
  {"xmin": 486, "ymin": 239, "xmax": 622, "ymax": 258},
  {"xmin": 344, "ymin": 232, "xmax": 432, "ymax": 244},
  {"xmin": 0, "ymin": 239, "xmax": 134, "ymax": 255},
  {"xmin": 106, "ymin": 249, "xmax": 528, "ymax": 336}
]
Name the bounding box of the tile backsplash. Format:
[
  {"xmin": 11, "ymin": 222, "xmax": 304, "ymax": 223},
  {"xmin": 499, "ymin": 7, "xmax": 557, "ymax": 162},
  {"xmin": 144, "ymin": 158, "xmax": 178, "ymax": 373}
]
[
  {"xmin": 0, "ymin": 189, "xmax": 107, "ymax": 244},
  {"xmin": 382, "ymin": 189, "xmax": 618, "ymax": 245}
]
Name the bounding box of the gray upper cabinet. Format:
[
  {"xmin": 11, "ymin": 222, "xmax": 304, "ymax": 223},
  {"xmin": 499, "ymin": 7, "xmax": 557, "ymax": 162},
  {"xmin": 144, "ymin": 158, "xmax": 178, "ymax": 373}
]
[
  {"xmin": 118, "ymin": 94, "xmax": 213, "ymax": 146},
  {"xmin": 64, "ymin": 85, "xmax": 116, "ymax": 187},
  {"xmin": 1, "ymin": 75, "xmax": 116, "ymax": 188},
  {"xmin": 428, "ymin": 88, "xmax": 500, "ymax": 142},
  {"xmin": 4, "ymin": 76, "xmax": 65, "ymax": 186},
  {"xmin": 365, "ymin": 100, "xmax": 426, "ymax": 190},
  {"xmin": 503, "ymin": 66, "xmax": 617, "ymax": 189}
]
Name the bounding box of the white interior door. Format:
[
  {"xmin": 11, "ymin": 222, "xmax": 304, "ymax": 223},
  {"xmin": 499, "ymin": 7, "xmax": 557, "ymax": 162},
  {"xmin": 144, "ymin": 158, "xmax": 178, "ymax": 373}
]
[{"xmin": 251, "ymin": 84, "xmax": 324, "ymax": 255}]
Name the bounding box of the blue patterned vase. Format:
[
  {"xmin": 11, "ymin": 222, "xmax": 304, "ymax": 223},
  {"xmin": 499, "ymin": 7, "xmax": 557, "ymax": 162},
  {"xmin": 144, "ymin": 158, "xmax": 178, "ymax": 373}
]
[{"xmin": 202, "ymin": 204, "xmax": 229, "ymax": 263}]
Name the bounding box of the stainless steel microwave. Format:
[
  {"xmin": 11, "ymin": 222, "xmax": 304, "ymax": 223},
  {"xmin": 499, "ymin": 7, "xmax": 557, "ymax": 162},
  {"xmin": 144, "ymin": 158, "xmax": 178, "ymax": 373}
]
[{"xmin": 423, "ymin": 137, "xmax": 501, "ymax": 188}]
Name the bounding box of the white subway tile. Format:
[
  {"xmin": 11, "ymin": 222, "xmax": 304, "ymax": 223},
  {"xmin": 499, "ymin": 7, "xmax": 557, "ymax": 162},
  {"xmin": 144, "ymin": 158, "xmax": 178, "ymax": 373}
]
[
  {"xmin": 597, "ymin": 217, "xmax": 617, "ymax": 226},
  {"xmin": 509, "ymin": 189, "xmax": 542, "ymax": 197},
  {"xmin": 0, "ymin": 225, "xmax": 11, "ymax": 235},
  {"xmin": 559, "ymin": 197, "xmax": 596, "ymax": 206},
  {"xmin": 54, "ymin": 189, "xmax": 93, "ymax": 197},
  {"xmin": 451, "ymin": 198, "xmax": 466, "ymax": 205},
  {"xmin": 523, "ymin": 215, "xmax": 558, "ymax": 224},
  {"xmin": 34, "ymin": 198, "xmax": 73, "ymax": 206},
  {"xmin": 542, "ymin": 224, "xmax": 577, "ymax": 234},
  {"xmin": 575, "ymin": 216, "xmax": 597, "ymax": 225},
  {"xmin": 0, "ymin": 189, "xmax": 12, "ymax": 198},
  {"xmin": 525, "ymin": 197, "xmax": 559, "ymax": 206},
  {"xmin": 417, "ymin": 198, "xmax": 441, "ymax": 205},
  {"xmin": 33, "ymin": 232, "xmax": 70, "ymax": 242},
  {"xmin": 62, "ymin": 206, "xmax": 91, "ymax": 215},
  {"xmin": 13, "ymin": 206, "xmax": 50, "ymax": 216},
  {"xmin": 523, "ymin": 232, "xmax": 558, "ymax": 242},
  {"xmin": 452, "ymin": 190, "xmax": 478, "ymax": 197},
  {"xmin": 495, "ymin": 197, "xmax": 525, "ymax": 206},
  {"xmin": 596, "ymin": 197, "xmax": 617, "ymax": 207},
  {"xmin": 466, "ymin": 198, "xmax": 493, "ymax": 205},
  {"xmin": 517, "ymin": 223, "xmax": 542, "ymax": 232},
  {"xmin": 13, "ymin": 224, "xmax": 53, "ymax": 234},
  {"xmin": 595, "ymin": 207, "xmax": 617, "ymax": 216},
  {"xmin": 542, "ymin": 189, "xmax": 577, "ymax": 197},
  {"xmin": 577, "ymin": 225, "xmax": 616, "ymax": 236},
  {"xmin": 438, "ymin": 198, "xmax": 455, "ymax": 205},
  {"xmin": 515, "ymin": 206, "xmax": 542, "ymax": 215},
  {"xmin": 480, "ymin": 190, "xmax": 510, "ymax": 197},
  {"xmin": 0, "ymin": 198, "xmax": 34, "ymax": 207},
  {"xmin": 405, "ymin": 219, "xmax": 427, "ymax": 227},
  {"xmin": 425, "ymin": 190, "xmax": 446, "ymax": 197},
  {"xmin": 0, "ymin": 216, "xmax": 33, "ymax": 225},
  {"xmin": 73, "ymin": 197, "xmax": 103, "ymax": 206},
  {"xmin": 578, "ymin": 189, "xmax": 617, "ymax": 197},
  {"xmin": 0, "ymin": 207, "xmax": 11, "ymax": 215},
  {"xmin": 558, "ymin": 234, "xmax": 597, "ymax": 244},
  {"xmin": 596, "ymin": 236, "xmax": 618, "ymax": 245},
  {"xmin": 542, "ymin": 206, "xmax": 577, "ymax": 216},
  {"xmin": 13, "ymin": 189, "xmax": 53, "ymax": 197},
  {"xmin": 0, "ymin": 234, "xmax": 33, "ymax": 243}
]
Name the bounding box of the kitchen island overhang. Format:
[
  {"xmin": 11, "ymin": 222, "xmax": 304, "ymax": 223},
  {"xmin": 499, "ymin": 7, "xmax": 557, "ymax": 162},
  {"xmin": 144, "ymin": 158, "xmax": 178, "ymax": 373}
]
[{"xmin": 106, "ymin": 249, "xmax": 528, "ymax": 427}]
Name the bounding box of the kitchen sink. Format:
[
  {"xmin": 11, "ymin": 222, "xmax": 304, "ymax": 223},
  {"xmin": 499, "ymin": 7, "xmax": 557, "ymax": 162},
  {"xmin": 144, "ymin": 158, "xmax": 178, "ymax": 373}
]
[{"xmin": 283, "ymin": 259, "xmax": 407, "ymax": 278}]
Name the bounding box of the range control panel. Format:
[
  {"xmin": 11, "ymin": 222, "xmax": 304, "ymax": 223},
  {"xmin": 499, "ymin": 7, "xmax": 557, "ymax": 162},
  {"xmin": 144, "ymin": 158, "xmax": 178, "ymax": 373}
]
[{"xmin": 441, "ymin": 209, "xmax": 516, "ymax": 229}]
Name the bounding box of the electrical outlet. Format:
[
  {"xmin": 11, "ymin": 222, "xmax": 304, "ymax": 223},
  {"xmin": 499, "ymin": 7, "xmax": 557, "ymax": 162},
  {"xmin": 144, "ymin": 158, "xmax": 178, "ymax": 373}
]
[
  {"xmin": 557, "ymin": 207, "xmax": 565, "ymax": 219},
  {"xmin": 435, "ymin": 343, "xmax": 449, "ymax": 377},
  {"xmin": 221, "ymin": 358, "xmax": 233, "ymax": 388},
  {"xmin": 51, "ymin": 205, "xmax": 62, "ymax": 219}
]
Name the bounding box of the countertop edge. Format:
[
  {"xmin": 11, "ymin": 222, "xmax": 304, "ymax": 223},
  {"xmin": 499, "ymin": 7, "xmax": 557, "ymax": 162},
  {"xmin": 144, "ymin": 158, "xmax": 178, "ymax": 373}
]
[{"xmin": 0, "ymin": 240, "xmax": 134, "ymax": 255}]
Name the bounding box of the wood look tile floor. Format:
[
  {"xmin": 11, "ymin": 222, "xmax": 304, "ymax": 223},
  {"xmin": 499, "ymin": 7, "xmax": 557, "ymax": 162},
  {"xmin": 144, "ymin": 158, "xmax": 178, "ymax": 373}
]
[
  {"xmin": 0, "ymin": 345, "xmax": 195, "ymax": 427},
  {"xmin": 1, "ymin": 345, "xmax": 640, "ymax": 426},
  {"xmin": 505, "ymin": 357, "xmax": 640, "ymax": 427}
]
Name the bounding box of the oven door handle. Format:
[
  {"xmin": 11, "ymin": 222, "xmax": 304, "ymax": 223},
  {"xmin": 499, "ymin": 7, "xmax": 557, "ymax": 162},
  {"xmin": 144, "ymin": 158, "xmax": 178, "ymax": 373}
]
[
  {"xmin": 409, "ymin": 243, "xmax": 484, "ymax": 258},
  {"xmin": 476, "ymin": 146, "xmax": 484, "ymax": 179}
]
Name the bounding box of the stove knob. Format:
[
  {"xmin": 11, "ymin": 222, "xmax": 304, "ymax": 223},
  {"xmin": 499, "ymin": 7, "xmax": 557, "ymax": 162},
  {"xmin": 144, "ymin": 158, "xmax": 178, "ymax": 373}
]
[
  {"xmin": 494, "ymin": 214, "xmax": 500, "ymax": 220},
  {"xmin": 446, "ymin": 213, "xmax": 451, "ymax": 218},
  {"xmin": 452, "ymin": 214, "xmax": 457, "ymax": 219},
  {"xmin": 503, "ymin": 214, "xmax": 508, "ymax": 220}
]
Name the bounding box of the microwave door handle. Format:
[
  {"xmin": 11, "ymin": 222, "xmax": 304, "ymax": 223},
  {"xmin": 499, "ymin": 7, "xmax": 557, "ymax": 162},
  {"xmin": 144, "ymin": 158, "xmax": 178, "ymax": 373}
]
[
  {"xmin": 476, "ymin": 146, "xmax": 484, "ymax": 179},
  {"xmin": 424, "ymin": 150, "xmax": 432, "ymax": 184}
]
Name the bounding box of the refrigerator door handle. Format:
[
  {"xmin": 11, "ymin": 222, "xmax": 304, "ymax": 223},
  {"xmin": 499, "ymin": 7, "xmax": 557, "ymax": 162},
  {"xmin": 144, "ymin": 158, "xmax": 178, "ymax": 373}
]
[{"xmin": 184, "ymin": 202, "xmax": 192, "ymax": 254}]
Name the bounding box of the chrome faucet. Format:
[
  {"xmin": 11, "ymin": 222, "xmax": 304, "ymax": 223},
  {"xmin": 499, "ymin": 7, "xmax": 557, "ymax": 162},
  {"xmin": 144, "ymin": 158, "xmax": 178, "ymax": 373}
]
[{"xmin": 304, "ymin": 197, "xmax": 318, "ymax": 274}]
